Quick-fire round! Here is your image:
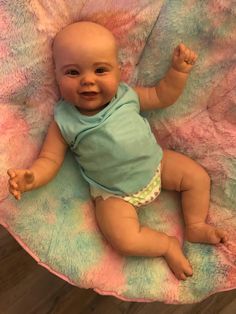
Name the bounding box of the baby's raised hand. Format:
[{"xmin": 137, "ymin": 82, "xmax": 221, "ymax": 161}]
[
  {"xmin": 7, "ymin": 169, "xmax": 35, "ymax": 200},
  {"xmin": 172, "ymin": 43, "xmax": 198, "ymax": 73}
]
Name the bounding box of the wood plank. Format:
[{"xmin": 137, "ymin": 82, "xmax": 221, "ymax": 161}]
[
  {"xmin": 0, "ymin": 249, "xmax": 37, "ymax": 296},
  {"xmin": 49, "ymin": 287, "xmax": 98, "ymax": 314},
  {"xmin": 0, "ymin": 227, "xmax": 22, "ymax": 261}
]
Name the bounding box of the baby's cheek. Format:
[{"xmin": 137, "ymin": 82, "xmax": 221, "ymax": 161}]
[
  {"xmin": 107, "ymin": 80, "xmax": 119, "ymax": 98},
  {"xmin": 59, "ymin": 79, "xmax": 75, "ymax": 98}
]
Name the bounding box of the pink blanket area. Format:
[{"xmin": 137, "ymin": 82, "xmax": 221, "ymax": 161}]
[{"xmin": 0, "ymin": 0, "xmax": 236, "ymax": 304}]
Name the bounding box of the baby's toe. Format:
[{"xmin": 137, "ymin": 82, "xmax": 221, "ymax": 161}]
[
  {"xmin": 178, "ymin": 264, "xmax": 193, "ymax": 281},
  {"xmin": 217, "ymin": 230, "xmax": 228, "ymax": 243},
  {"xmin": 178, "ymin": 272, "xmax": 187, "ymax": 281},
  {"xmin": 185, "ymin": 265, "xmax": 193, "ymax": 277},
  {"xmin": 215, "ymin": 229, "xmax": 228, "ymax": 243}
]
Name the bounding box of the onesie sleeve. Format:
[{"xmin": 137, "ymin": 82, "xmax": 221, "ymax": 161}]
[{"xmin": 54, "ymin": 99, "xmax": 77, "ymax": 146}]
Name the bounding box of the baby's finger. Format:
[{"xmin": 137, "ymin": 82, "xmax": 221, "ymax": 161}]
[
  {"xmin": 174, "ymin": 45, "xmax": 181, "ymax": 57},
  {"xmin": 184, "ymin": 49, "xmax": 192, "ymax": 62},
  {"xmin": 190, "ymin": 51, "xmax": 198, "ymax": 62},
  {"xmin": 13, "ymin": 191, "xmax": 21, "ymax": 200},
  {"xmin": 178, "ymin": 43, "xmax": 186, "ymax": 52},
  {"xmin": 15, "ymin": 192, "xmax": 21, "ymax": 200},
  {"xmin": 184, "ymin": 50, "xmax": 193, "ymax": 64},
  {"xmin": 178, "ymin": 43, "xmax": 189, "ymax": 61},
  {"xmin": 9, "ymin": 186, "xmax": 20, "ymax": 199},
  {"xmin": 185, "ymin": 51, "xmax": 198, "ymax": 65},
  {"xmin": 13, "ymin": 189, "xmax": 21, "ymax": 200},
  {"xmin": 9, "ymin": 186, "xmax": 15, "ymax": 195},
  {"xmin": 9, "ymin": 179, "xmax": 18, "ymax": 189},
  {"xmin": 7, "ymin": 169, "xmax": 16, "ymax": 178},
  {"xmin": 189, "ymin": 50, "xmax": 195, "ymax": 61}
]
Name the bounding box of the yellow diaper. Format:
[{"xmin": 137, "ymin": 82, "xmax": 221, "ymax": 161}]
[{"xmin": 90, "ymin": 164, "xmax": 161, "ymax": 208}]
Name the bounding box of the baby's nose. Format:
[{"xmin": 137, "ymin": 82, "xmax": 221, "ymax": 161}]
[{"xmin": 80, "ymin": 74, "xmax": 95, "ymax": 86}]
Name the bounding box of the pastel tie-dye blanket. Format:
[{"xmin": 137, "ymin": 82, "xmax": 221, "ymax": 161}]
[{"xmin": 0, "ymin": 0, "xmax": 236, "ymax": 304}]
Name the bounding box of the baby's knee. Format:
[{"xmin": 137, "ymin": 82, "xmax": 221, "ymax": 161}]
[{"xmin": 187, "ymin": 166, "xmax": 211, "ymax": 190}]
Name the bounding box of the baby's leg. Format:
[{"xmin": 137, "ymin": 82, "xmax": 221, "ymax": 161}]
[
  {"xmin": 95, "ymin": 196, "xmax": 192, "ymax": 280},
  {"xmin": 161, "ymin": 150, "xmax": 227, "ymax": 244}
]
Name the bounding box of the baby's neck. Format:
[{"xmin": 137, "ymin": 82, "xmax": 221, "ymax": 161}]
[{"xmin": 76, "ymin": 102, "xmax": 110, "ymax": 116}]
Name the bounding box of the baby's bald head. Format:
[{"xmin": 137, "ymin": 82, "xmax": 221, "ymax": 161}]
[{"xmin": 53, "ymin": 21, "xmax": 119, "ymax": 67}]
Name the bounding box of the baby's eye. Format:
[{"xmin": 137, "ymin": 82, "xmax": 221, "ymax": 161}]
[
  {"xmin": 65, "ymin": 69, "xmax": 80, "ymax": 76},
  {"xmin": 95, "ymin": 67, "xmax": 108, "ymax": 74}
]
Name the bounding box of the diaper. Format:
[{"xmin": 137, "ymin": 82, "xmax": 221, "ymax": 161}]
[{"xmin": 90, "ymin": 164, "xmax": 161, "ymax": 208}]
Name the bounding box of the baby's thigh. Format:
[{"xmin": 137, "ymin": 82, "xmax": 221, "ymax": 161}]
[
  {"xmin": 95, "ymin": 197, "xmax": 140, "ymax": 245},
  {"xmin": 161, "ymin": 149, "xmax": 209, "ymax": 192}
]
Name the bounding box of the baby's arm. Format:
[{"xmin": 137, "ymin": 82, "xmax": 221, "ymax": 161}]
[
  {"xmin": 8, "ymin": 121, "xmax": 68, "ymax": 200},
  {"xmin": 135, "ymin": 43, "xmax": 198, "ymax": 111}
]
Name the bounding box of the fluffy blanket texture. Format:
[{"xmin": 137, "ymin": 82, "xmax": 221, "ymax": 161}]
[{"xmin": 0, "ymin": 0, "xmax": 236, "ymax": 304}]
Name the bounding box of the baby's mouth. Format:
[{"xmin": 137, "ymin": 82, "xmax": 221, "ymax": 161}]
[{"xmin": 80, "ymin": 91, "xmax": 98, "ymax": 97}]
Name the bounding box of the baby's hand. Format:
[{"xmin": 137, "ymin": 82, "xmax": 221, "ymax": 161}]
[
  {"xmin": 172, "ymin": 43, "xmax": 198, "ymax": 73},
  {"xmin": 7, "ymin": 169, "xmax": 35, "ymax": 200}
]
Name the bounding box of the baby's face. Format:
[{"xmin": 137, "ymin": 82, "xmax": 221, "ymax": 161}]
[{"xmin": 53, "ymin": 22, "xmax": 120, "ymax": 116}]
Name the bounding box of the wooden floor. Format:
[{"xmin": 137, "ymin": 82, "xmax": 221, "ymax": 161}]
[{"xmin": 0, "ymin": 225, "xmax": 235, "ymax": 314}]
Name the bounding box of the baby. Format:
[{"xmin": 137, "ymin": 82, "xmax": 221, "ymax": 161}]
[{"xmin": 8, "ymin": 21, "xmax": 227, "ymax": 280}]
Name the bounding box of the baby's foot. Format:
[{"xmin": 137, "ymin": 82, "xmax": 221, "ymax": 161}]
[
  {"xmin": 185, "ymin": 223, "xmax": 228, "ymax": 244},
  {"xmin": 164, "ymin": 236, "xmax": 193, "ymax": 281}
]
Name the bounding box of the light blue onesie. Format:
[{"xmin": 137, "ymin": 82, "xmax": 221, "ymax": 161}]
[{"xmin": 54, "ymin": 82, "xmax": 163, "ymax": 196}]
